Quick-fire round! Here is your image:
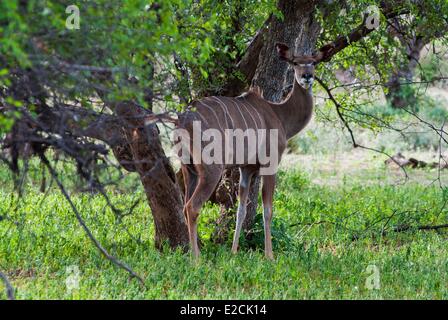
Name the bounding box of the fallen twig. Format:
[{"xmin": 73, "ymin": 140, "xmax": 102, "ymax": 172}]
[
  {"xmin": 385, "ymin": 152, "xmax": 448, "ymax": 169},
  {"xmin": 0, "ymin": 270, "xmax": 15, "ymax": 300},
  {"xmin": 387, "ymin": 223, "xmax": 448, "ymax": 234}
]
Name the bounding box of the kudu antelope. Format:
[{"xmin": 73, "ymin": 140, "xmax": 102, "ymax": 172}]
[{"xmin": 176, "ymin": 43, "xmax": 331, "ymax": 259}]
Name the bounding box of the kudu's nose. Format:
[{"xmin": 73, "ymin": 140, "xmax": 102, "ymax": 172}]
[{"xmin": 303, "ymin": 73, "xmax": 313, "ymax": 80}]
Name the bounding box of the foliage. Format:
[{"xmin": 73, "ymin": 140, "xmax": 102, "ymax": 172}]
[{"xmin": 0, "ymin": 0, "xmax": 277, "ymax": 111}]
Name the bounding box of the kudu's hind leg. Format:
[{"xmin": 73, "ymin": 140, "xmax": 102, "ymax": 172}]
[
  {"xmin": 262, "ymin": 174, "xmax": 276, "ymax": 260},
  {"xmin": 181, "ymin": 165, "xmax": 198, "ymax": 205},
  {"xmin": 181, "ymin": 165, "xmax": 198, "ymax": 231},
  {"xmin": 185, "ymin": 164, "xmax": 222, "ymax": 259},
  {"xmin": 231, "ymin": 166, "xmax": 257, "ymax": 253}
]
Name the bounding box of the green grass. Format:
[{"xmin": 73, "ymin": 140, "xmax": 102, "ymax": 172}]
[{"xmin": 1, "ymin": 160, "xmax": 448, "ymax": 299}]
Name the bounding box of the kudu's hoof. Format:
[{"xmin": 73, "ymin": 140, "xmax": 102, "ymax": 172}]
[{"xmin": 265, "ymin": 252, "xmax": 274, "ymax": 260}]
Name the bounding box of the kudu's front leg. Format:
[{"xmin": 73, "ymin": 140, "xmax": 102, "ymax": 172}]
[
  {"xmin": 231, "ymin": 167, "xmax": 257, "ymax": 254},
  {"xmin": 262, "ymin": 174, "xmax": 276, "ymax": 259}
]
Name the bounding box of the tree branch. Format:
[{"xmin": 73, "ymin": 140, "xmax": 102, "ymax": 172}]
[
  {"xmin": 236, "ymin": 14, "xmax": 273, "ymax": 82},
  {"xmin": 36, "ymin": 104, "xmax": 127, "ymax": 147},
  {"xmin": 316, "ymin": 2, "xmax": 409, "ymax": 62}
]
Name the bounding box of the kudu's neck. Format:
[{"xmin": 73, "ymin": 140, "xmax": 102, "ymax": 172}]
[{"xmin": 270, "ymin": 78, "xmax": 314, "ymax": 140}]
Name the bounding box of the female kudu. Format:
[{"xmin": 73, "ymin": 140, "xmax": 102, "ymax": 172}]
[{"xmin": 177, "ymin": 43, "xmax": 331, "ymax": 259}]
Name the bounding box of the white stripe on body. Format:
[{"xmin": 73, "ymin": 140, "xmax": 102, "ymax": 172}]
[
  {"xmin": 186, "ymin": 104, "xmax": 210, "ymax": 127},
  {"xmin": 198, "ymin": 100, "xmax": 224, "ymax": 132},
  {"xmin": 238, "ymin": 99, "xmax": 259, "ymax": 132},
  {"xmin": 211, "ymin": 96, "xmax": 235, "ymax": 129},
  {"xmin": 243, "ymin": 97, "xmax": 264, "ymax": 130},
  {"xmin": 225, "ymin": 97, "xmax": 249, "ymax": 131}
]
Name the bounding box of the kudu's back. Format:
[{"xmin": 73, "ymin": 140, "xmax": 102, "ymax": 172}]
[{"xmin": 176, "ymin": 92, "xmax": 286, "ymax": 169}]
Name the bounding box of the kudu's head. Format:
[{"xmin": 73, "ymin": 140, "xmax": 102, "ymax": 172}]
[{"xmin": 275, "ymin": 43, "xmax": 331, "ymax": 90}]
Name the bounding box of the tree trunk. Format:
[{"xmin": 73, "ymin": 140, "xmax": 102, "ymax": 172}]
[
  {"xmin": 129, "ymin": 126, "xmax": 189, "ymax": 250},
  {"xmin": 4, "ymin": 69, "xmax": 190, "ymax": 251},
  {"xmin": 385, "ymin": 36, "xmax": 426, "ymax": 109},
  {"xmin": 384, "ymin": 16, "xmax": 431, "ymax": 109},
  {"xmin": 113, "ymin": 103, "xmax": 189, "ymax": 250}
]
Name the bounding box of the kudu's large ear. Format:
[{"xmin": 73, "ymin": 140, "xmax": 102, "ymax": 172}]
[
  {"xmin": 313, "ymin": 43, "xmax": 335, "ymax": 64},
  {"xmin": 275, "ymin": 43, "xmax": 293, "ymax": 62}
]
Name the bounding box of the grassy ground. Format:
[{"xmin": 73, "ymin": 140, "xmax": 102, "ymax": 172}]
[{"xmin": 1, "ymin": 151, "xmax": 448, "ymax": 299}]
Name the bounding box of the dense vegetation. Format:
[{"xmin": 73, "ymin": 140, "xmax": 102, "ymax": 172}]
[{"xmin": 1, "ymin": 0, "xmax": 448, "ymax": 300}]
